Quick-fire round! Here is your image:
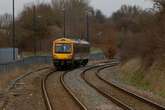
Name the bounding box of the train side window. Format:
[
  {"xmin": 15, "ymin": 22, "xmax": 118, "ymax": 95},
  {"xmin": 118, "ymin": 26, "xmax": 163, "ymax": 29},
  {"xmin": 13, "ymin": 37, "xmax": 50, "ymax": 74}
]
[{"xmin": 74, "ymin": 44, "xmax": 89, "ymax": 54}]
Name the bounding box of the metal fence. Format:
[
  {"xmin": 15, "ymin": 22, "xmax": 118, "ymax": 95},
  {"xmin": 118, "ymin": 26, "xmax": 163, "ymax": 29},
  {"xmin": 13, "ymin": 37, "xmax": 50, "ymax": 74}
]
[
  {"xmin": 0, "ymin": 56, "xmax": 52, "ymax": 74},
  {"xmin": 0, "ymin": 48, "xmax": 18, "ymax": 63},
  {"xmin": 0, "ymin": 53, "xmax": 106, "ymax": 74},
  {"xmin": 90, "ymin": 53, "xmax": 106, "ymax": 60}
]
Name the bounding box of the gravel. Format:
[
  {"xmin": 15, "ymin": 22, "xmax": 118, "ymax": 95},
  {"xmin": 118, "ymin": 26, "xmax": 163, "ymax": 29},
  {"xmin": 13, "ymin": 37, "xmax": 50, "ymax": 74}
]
[{"xmin": 64, "ymin": 66, "xmax": 122, "ymax": 110}]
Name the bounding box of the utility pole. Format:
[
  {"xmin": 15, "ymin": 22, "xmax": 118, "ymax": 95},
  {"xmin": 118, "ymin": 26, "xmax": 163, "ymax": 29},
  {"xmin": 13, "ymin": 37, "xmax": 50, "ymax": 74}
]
[
  {"xmin": 86, "ymin": 12, "xmax": 90, "ymax": 42},
  {"xmin": 62, "ymin": 0, "xmax": 66, "ymax": 38},
  {"xmin": 64, "ymin": 9, "xmax": 66, "ymax": 38},
  {"xmin": 33, "ymin": 5, "xmax": 37, "ymax": 56},
  {"xmin": 12, "ymin": 0, "xmax": 16, "ymax": 60}
]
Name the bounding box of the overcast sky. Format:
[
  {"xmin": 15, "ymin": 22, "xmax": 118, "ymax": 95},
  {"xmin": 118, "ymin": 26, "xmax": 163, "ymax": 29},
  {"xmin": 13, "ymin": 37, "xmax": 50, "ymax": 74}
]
[{"xmin": 0, "ymin": 0, "xmax": 153, "ymax": 16}]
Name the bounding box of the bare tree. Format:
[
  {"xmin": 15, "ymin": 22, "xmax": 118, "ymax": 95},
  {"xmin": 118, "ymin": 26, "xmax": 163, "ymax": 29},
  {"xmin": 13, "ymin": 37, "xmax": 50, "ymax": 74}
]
[
  {"xmin": 0, "ymin": 13, "xmax": 12, "ymax": 29},
  {"xmin": 51, "ymin": 0, "xmax": 89, "ymax": 36},
  {"xmin": 153, "ymin": 0, "xmax": 165, "ymax": 12}
]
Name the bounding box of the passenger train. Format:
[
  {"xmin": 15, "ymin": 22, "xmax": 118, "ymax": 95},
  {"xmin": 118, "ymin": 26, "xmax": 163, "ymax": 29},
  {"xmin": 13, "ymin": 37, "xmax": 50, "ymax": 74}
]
[{"xmin": 52, "ymin": 38, "xmax": 90, "ymax": 68}]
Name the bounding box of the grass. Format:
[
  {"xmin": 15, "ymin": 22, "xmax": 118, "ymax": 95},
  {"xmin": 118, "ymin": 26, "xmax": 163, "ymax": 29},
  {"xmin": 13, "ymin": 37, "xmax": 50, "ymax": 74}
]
[
  {"xmin": 90, "ymin": 47, "xmax": 103, "ymax": 54},
  {"xmin": 158, "ymin": 90, "xmax": 165, "ymax": 97},
  {"xmin": 0, "ymin": 68, "xmax": 25, "ymax": 91},
  {"xmin": 121, "ymin": 70, "xmax": 151, "ymax": 91},
  {"xmin": 21, "ymin": 52, "xmax": 50, "ymax": 58},
  {"xmin": 119, "ymin": 58, "xmax": 165, "ymax": 98}
]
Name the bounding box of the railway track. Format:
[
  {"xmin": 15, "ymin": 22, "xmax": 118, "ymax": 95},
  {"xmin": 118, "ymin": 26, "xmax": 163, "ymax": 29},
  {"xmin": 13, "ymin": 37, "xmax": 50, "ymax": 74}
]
[
  {"xmin": 41, "ymin": 70, "xmax": 88, "ymax": 110},
  {"xmin": 41, "ymin": 71, "xmax": 55, "ymax": 110},
  {"xmin": 8, "ymin": 66, "xmax": 51, "ymax": 90},
  {"xmin": 12, "ymin": 60, "xmax": 164, "ymax": 110},
  {"xmin": 61, "ymin": 71, "xmax": 88, "ymax": 110},
  {"xmin": 96, "ymin": 65, "xmax": 165, "ymax": 110},
  {"xmin": 81, "ymin": 63, "xmax": 165, "ymax": 110},
  {"xmin": 3, "ymin": 66, "xmax": 51, "ymax": 110},
  {"xmin": 81, "ymin": 63, "xmax": 132, "ymax": 110},
  {"xmin": 40, "ymin": 60, "xmax": 115, "ymax": 110}
]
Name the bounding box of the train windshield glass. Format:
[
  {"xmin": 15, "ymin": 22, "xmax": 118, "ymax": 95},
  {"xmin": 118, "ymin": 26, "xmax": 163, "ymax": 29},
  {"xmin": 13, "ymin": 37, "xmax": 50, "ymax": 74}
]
[{"xmin": 55, "ymin": 43, "xmax": 72, "ymax": 53}]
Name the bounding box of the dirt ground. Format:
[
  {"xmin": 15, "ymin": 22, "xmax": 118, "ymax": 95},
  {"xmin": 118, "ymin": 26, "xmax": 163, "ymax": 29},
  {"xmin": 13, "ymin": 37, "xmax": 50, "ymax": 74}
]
[
  {"xmin": 0, "ymin": 64, "xmax": 51, "ymax": 110},
  {"xmin": 0, "ymin": 64, "xmax": 49, "ymax": 91}
]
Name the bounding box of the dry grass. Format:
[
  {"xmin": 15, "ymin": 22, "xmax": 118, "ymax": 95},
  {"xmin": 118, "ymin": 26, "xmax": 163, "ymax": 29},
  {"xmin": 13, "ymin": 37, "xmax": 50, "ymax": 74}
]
[
  {"xmin": 0, "ymin": 64, "xmax": 48, "ymax": 91},
  {"xmin": 119, "ymin": 58, "xmax": 165, "ymax": 98},
  {"xmin": 0, "ymin": 68, "xmax": 25, "ymax": 91}
]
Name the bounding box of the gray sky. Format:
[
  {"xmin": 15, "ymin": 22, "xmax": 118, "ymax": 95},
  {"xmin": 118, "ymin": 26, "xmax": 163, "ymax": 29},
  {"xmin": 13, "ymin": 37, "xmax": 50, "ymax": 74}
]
[
  {"xmin": 0, "ymin": 0, "xmax": 153, "ymax": 16},
  {"xmin": 91, "ymin": 0, "xmax": 153, "ymax": 16}
]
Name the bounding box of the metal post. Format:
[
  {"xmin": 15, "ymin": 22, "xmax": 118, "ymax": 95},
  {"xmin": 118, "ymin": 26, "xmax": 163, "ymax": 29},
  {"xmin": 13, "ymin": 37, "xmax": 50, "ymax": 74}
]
[
  {"xmin": 86, "ymin": 13, "xmax": 89, "ymax": 41},
  {"xmin": 64, "ymin": 8, "xmax": 66, "ymax": 38},
  {"xmin": 33, "ymin": 5, "xmax": 37, "ymax": 56},
  {"xmin": 12, "ymin": 0, "xmax": 16, "ymax": 60},
  {"xmin": 62, "ymin": 0, "xmax": 66, "ymax": 38}
]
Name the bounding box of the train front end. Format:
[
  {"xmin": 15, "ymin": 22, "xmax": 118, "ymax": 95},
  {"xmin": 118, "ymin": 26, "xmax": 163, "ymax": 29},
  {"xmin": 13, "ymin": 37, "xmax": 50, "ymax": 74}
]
[{"xmin": 52, "ymin": 38, "xmax": 74, "ymax": 67}]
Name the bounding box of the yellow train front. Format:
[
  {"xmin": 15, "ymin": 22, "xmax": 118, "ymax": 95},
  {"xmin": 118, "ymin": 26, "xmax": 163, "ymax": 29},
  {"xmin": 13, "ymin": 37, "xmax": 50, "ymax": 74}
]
[{"xmin": 52, "ymin": 38, "xmax": 90, "ymax": 68}]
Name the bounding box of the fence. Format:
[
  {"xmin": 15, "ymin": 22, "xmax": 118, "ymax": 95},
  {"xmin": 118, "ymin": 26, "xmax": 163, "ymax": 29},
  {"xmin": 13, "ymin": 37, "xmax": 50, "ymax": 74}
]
[
  {"xmin": 0, "ymin": 53, "xmax": 106, "ymax": 74},
  {"xmin": 0, "ymin": 48, "xmax": 18, "ymax": 63},
  {"xmin": 90, "ymin": 53, "xmax": 106, "ymax": 60},
  {"xmin": 0, "ymin": 56, "xmax": 52, "ymax": 74}
]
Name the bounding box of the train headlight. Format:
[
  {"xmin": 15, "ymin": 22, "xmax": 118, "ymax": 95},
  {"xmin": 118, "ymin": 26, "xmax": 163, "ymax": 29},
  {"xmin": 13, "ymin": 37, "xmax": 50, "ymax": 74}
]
[
  {"xmin": 68, "ymin": 55, "xmax": 72, "ymax": 58},
  {"xmin": 54, "ymin": 55, "xmax": 58, "ymax": 58}
]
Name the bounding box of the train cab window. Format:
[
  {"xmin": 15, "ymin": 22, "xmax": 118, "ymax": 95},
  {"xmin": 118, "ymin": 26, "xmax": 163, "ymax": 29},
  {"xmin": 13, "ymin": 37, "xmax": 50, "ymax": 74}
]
[{"xmin": 55, "ymin": 43, "xmax": 72, "ymax": 53}]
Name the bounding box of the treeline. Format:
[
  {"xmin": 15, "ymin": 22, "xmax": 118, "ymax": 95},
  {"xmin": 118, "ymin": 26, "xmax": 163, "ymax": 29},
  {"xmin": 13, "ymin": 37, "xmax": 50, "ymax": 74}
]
[
  {"xmin": 0, "ymin": 0, "xmax": 90, "ymax": 51},
  {"xmin": 105, "ymin": 0, "xmax": 165, "ymax": 67},
  {"xmin": 16, "ymin": 0, "xmax": 90, "ymax": 52},
  {"xmin": 2, "ymin": 0, "xmax": 165, "ymax": 66},
  {"xmin": 0, "ymin": 0, "xmax": 115, "ymax": 54}
]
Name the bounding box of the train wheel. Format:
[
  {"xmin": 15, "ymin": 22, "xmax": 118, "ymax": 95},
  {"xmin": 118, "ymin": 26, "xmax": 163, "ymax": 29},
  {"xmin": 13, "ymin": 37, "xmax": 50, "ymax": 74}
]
[
  {"xmin": 82, "ymin": 59, "xmax": 88, "ymax": 66},
  {"xmin": 74, "ymin": 60, "xmax": 80, "ymax": 68}
]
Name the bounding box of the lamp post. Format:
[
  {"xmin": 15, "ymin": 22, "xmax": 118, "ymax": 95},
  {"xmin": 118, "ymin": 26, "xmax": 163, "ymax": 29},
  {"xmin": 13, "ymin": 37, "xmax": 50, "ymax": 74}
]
[
  {"xmin": 86, "ymin": 12, "xmax": 89, "ymax": 41},
  {"xmin": 36, "ymin": 15, "xmax": 42, "ymax": 54},
  {"xmin": 62, "ymin": 0, "xmax": 66, "ymax": 38},
  {"xmin": 63, "ymin": 8, "xmax": 66, "ymax": 38},
  {"xmin": 86, "ymin": 10, "xmax": 92, "ymax": 42},
  {"xmin": 33, "ymin": 5, "xmax": 37, "ymax": 56},
  {"xmin": 12, "ymin": 0, "xmax": 16, "ymax": 60}
]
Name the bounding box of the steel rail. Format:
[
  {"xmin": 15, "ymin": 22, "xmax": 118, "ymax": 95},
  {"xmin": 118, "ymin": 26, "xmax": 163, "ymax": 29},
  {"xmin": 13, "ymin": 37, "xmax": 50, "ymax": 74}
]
[
  {"xmin": 96, "ymin": 65, "xmax": 165, "ymax": 110},
  {"xmin": 60, "ymin": 71, "xmax": 88, "ymax": 110},
  {"xmin": 40, "ymin": 60, "xmax": 118, "ymax": 110},
  {"xmin": 8, "ymin": 66, "xmax": 51, "ymax": 90},
  {"xmin": 41, "ymin": 71, "xmax": 55, "ymax": 110},
  {"xmin": 42, "ymin": 70, "xmax": 88, "ymax": 110},
  {"xmin": 81, "ymin": 63, "xmax": 133, "ymax": 110},
  {"xmin": 4, "ymin": 66, "xmax": 51, "ymax": 110}
]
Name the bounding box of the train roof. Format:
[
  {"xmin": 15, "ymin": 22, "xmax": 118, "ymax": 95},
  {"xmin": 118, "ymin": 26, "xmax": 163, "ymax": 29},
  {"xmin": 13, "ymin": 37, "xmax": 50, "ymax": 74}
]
[{"xmin": 54, "ymin": 38, "xmax": 90, "ymax": 45}]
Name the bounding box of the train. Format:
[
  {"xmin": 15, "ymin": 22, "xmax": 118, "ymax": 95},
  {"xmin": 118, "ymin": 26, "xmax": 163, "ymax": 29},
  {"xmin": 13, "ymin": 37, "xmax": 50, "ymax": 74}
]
[{"xmin": 52, "ymin": 38, "xmax": 90, "ymax": 68}]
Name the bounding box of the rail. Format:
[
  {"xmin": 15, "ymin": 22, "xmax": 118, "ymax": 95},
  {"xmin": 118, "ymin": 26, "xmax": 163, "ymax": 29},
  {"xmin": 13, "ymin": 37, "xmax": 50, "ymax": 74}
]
[{"xmin": 96, "ymin": 65, "xmax": 165, "ymax": 110}]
